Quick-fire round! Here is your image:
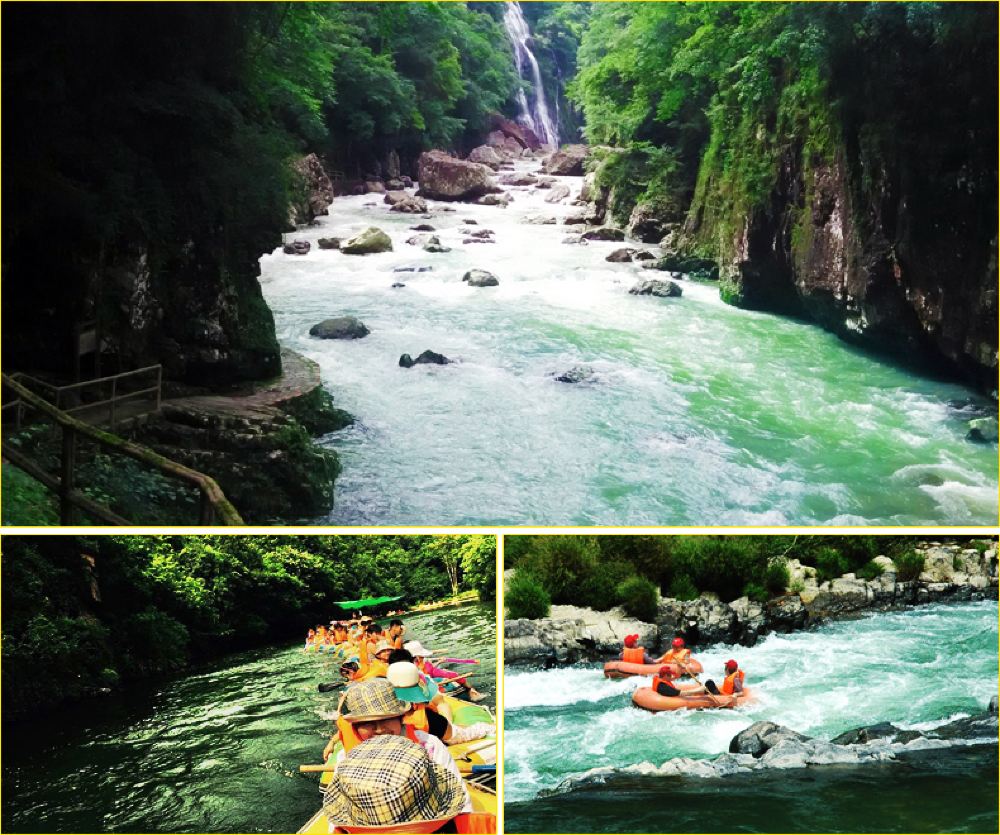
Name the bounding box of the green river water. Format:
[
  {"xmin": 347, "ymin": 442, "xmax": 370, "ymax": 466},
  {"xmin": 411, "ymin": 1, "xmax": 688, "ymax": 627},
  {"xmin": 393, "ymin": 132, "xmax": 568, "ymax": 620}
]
[{"xmin": 1, "ymin": 602, "xmax": 496, "ymax": 833}]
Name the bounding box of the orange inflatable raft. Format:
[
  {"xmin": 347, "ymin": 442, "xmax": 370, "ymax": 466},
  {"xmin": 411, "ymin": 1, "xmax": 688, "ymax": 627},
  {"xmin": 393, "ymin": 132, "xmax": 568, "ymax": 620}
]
[
  {"xmin": 603, "ymin": 658, "xmax": 704, "ymax": 679},
  {"xmin": 631, "ymin": 685, "xmax": 752, "ymax": 712}
]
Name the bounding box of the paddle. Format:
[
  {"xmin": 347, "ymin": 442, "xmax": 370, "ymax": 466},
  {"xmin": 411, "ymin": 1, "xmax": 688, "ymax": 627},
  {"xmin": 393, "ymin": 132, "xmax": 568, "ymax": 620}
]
[
  {"xmin": 676, "ymin": 662, "xmax": 726, "ymax": 707},
  {"xmin": 318, "ymin": 680, "xmax": 347, "ymax": 693},
  {"xmin": 437, "ymin": 658, "xmax": 480, "ymax": 665}
]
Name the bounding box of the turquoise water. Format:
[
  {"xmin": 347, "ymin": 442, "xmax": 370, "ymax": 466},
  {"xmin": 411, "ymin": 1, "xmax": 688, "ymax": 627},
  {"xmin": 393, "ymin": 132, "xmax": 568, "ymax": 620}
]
[
  {"xmin": 1, "ymin": 603, "xmax": 495, "ymax": 833},
  {"xmin": 504, "ymin": 600, "xmax": 998, "ymax": 833},
  {"xmin": 259, "ymin": 160, "xmax": 997, "ymax": 525}
]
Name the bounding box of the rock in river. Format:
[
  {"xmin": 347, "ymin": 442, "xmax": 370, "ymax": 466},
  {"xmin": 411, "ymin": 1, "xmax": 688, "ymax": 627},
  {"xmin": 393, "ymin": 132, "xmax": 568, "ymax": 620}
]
[
  {"xmin": 581, "ymin": 227, "xmax": 625, "ymax": 242},
  {"xmin": 967, "ymin": 416, "xmax": 998, "ymax": 443},
  {"xmin": 543, "ymin": 144, "xmax": 587, "ymax": 176},
  {"xmin": 341, "ymin": 227, "xmax": 393, "ymax": 255},
  {"xmin": 309, "ymin": 316, "xmax": 370, "ymax": 340},
  {"xmin": 283, "ymin": 240, "xmax": 311, "ymax": 255},
  {"xmin": 606, "ymin": 248, "xmax": 639, "ymax": 263},
  {"xmin": 630, "ymin": 279, "xmax": 682, "ymax": 298},
  {"xmin": 462, "ymin": 269, "xmax": 499, "ymax": 287},
  {"xmin": 399, "ymin": 350, "xmax": 451, "ymax": 368},
  {"xmin": 554, "ymin": 365, "xmax": 596, "ymax": 384},
  {"xmin": 317, "ymin": 237, "xmax": 340, "ymax": 250},
  {"xmin": 417, "ymin": 150, "xmax": 498, "ymax": 202}
]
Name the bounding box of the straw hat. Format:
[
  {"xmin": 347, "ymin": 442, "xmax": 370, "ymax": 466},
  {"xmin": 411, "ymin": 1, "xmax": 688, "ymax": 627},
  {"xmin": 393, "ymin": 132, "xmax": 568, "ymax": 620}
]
[
  {"xmin": 373, "ymin": 639, "xmax": 395, "ymax": 657},
  {"xmin": 341, "ymin": 679, "xmax": 411, "ymax": 723},
  {"xmin": 322, "ymin": 735, "xmax": 466, "ymax": 828},
  {"xmin": 386, "ymin": 661, "xmax": 437, "ymax": 704},
  {"xmin": 403, "ymin": 640, "xmax": 435, "ymax": 658}
]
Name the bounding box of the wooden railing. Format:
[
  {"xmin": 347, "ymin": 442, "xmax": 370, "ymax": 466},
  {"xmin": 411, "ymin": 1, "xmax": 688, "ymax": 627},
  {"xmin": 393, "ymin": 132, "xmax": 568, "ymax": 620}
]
[{"xmin": 1, "ymin": 374, "xmax": 243, "ymax": 526}]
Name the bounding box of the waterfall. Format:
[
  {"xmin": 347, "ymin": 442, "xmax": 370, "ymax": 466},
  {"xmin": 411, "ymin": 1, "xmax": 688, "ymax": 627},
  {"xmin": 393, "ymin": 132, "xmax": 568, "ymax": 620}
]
[{"xmin": 503, "ymin": 1, "xmax": 559, "ymax": 147}]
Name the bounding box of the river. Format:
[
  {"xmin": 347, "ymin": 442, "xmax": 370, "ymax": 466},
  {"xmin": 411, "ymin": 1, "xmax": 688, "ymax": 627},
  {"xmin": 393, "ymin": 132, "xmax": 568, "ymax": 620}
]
[
  {"xmin": 504, "ymin": 600, "xmax": 998, "ymax": 833},
  {"xmin": 259, "ymin": 158, "xmax": 997, "ymax": 526},
  {"xmin": 1, "ymin": 602, "xmax": 495, "ymax": 833}
]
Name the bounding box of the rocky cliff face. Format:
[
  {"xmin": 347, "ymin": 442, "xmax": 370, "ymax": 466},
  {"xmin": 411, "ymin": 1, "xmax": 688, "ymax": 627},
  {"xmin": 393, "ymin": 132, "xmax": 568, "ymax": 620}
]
[{"xmin": 717, "ymin": 141, "xmax": 997, "ymax": 392}]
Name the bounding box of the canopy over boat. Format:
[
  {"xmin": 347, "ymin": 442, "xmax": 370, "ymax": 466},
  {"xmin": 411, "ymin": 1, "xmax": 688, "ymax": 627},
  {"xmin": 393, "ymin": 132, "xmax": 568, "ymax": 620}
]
[{"xmin": 334, "ymin": 595, "xmax": 404, "ymax": 611}]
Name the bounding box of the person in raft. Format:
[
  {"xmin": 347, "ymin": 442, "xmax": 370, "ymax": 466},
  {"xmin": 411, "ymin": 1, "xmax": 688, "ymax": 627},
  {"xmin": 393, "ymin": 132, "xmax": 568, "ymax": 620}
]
[
  {"xmin": 619, "ymin": 633, "xmax": 658, "ymax": 665},
  {"xmin": 650, "ymin": 664, "xmax": 687, "ymax": 697},
  {"xmin": 403, "ymin": 641, "xmax": 486, "ymax": 703},
  {"xmin": 658, "ymin": 637, "xmax": 694, "ymax": 667},
  {"xmin": 387, "ymin": 660, "xmax": 494, "ymax": 745},
  {"xmin": 388, "ymin": 619, "xmax": 407, "ymax": 650},
  {"xmin": 322, "ymin": 679, "xmax": 471, "ymax": 810},
  {"xmin": 703, "ymin": 659, "xmax": 745, "ymax": 697},
  {"xmin": 322, "ymin": 734, "xmax": 495, "ymax": 834}
]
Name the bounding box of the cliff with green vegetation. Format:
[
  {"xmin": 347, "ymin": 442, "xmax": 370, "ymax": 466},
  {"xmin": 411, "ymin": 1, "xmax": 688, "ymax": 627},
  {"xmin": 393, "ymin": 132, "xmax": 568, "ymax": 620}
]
[
  {"xmin": 1, "ymin": 534, "xmax": 495, "ymax": 721},
  {"xmin": 571, "ymin": 2, "xmax": 997, "ymax": 390}
]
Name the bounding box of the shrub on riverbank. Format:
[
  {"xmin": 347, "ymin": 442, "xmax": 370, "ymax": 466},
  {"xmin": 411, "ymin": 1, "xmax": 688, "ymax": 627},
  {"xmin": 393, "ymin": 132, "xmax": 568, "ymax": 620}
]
[
  {"xmin": 1, "ymin": 534, "xmax": 495, "ymax": 720},
  {"xmin": 505, "ymin": 570, "xmax": 551, "ymax": 620},
  {"xmin": 616, "ymin": 576, "xmax": 658, "ymax": 622}
]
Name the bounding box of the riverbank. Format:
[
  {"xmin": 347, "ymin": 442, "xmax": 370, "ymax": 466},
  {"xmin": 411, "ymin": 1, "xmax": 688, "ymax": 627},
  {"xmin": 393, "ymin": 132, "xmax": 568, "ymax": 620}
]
[{"xmin": 504, "ymin": 540, "xmax": 998, "ymax": 666}]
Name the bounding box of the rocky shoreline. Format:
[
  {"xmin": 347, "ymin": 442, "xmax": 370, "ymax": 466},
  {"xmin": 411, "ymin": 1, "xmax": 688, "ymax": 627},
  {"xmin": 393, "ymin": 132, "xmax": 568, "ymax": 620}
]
[{"xmin": 505, "ymin": 541, "xmax": 998, "ymax": 666}]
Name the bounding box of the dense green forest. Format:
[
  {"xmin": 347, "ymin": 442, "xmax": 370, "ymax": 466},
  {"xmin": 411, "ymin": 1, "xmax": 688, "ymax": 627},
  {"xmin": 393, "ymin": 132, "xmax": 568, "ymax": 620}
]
[
  {"xmin": 504, "ymin": 535, "xmax": 993, "ymax": 621},
  {"xmin": 1, "ymin": 534, "xmax": 495, "ymax": 720}
]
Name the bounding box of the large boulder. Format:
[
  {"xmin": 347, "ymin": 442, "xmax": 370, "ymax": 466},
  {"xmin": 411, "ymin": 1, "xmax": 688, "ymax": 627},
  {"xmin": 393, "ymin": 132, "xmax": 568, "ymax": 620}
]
[
  {"xmin": 967, "ymin": 416, "xmax": 998, "ymax": 442},
  {"xmin": 467, "ymin": 145, "xmax": 503, "ymax": 171},
  {"xmin": 341, "ymin": 227, "xmax": 393, "ymax": 255},
  {"xmin": 417, "ymin": 150, "xmax": 498, "ymax": 201},
  {"xmin": 384, "ymin": 190, "xmax": 409, "ymax": 205},
  {"xmin": 730, "ymin": 722, "xmax": 812, "ymax": 757},
  {"xmin": 606, "ymin": 248, "xmax": 639, "ymax": 263},
  {"xmin": 543, "ymin": 144, "xmax": 588, "ymax": 176},
  {"xmin": 544, "ymin": 184, "xmax": 572, "ymax": 204},
  {"xmin": 627, "ymin": 202, "xmax": 675, "ymax": 243},
  {"xmin": 283, "ymin": 240, "xmax": 311, "ymax": 256},
  {"xmin": 489, "ymin": 113, "xmax": 542, "ymax": 150},
  {"xmin": 554, "ymin": 365, "xmax": 596, "ymax": 384},
  {"xmin": 317, "ymin": 237, "xmax": 340, "ymax": 250},
  {"xmin": 501, "ymin": 173, "xmax": 538, "ymax": 187},
  {"xmin": 309, "ymin": 316, "xmax": 370, "ymax": 340}
]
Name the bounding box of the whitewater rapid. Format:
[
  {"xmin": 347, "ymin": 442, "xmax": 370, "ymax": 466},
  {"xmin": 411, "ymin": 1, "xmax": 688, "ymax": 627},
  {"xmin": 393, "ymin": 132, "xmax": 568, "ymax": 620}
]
[
  {"xmin": 503, "ymin": 600, "xmax": 998, "ymax": 803},
  {"xmin": 258, "ymin": 157, "xmax": 997, "ymax": 525}
]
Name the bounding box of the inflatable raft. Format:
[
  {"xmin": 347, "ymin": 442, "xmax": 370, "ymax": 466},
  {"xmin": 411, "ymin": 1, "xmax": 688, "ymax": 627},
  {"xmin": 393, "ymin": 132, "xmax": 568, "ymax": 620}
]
[
  {"xmin": 603, "ymin": 658, "xmax": 703, "ymax": 679},
  {"xmin": 632, "ymin": 685, "xmax": 752, "ymax": 712}
]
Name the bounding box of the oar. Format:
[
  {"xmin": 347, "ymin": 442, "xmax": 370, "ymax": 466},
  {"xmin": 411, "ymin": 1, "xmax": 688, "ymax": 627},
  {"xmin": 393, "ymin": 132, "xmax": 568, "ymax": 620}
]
[
  {"xmin": 676, "ymin": 663, "xmax": 726, "ymax": 707},
  {"xmin": 437, "ymin": 657, "xmax": 480, "ymax": 665},
  {"xmin": 318, "ymin": 680, "xmax": 347, "ymax": 693}
]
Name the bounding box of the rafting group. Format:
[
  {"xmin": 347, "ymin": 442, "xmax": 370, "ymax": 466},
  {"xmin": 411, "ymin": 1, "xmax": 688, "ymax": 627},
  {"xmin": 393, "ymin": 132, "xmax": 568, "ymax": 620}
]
[
  {"xmin": 605, "ymin": 635, "xmax": 751, "ymax": 711},
  {"xmin": 298, "ymin": 615, "xmax": 497, "ymax": 834}
]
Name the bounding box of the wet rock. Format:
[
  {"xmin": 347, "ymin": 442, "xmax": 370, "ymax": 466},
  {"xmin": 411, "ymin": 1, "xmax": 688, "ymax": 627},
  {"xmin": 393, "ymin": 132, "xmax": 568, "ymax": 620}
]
[
  {"xmin": 467, "ymin": 144, "xmax": 503, "ymax": 170},
  {"xmin": 416, "ymin": 150, "xmax": 498, "ymax": 201},
  {"xmin": 406, "ymin": 234, "xmax": 431, "ymax": 246},
  {"xmin": 634, "ymin": 251, "xmax": 657, "ymax": 261},
  {"xmin": 730, "ymin": 722, "xmax": 812, "ymax": 757},
  {"xmin": 385, "ymin": 178, "xmax": 405, "ymax": 191},
  {"xmin": 729, "ymin": 596, "xmax": 766, "ymax": 646},
  {"xmin": 364, "ymin": 180, "xmax": 386, "ymax": 194},
  {"xmin": 423, "ymin": 236, "xmax": 451, "ymax": 254},
  {"xmin": 463, "ymin": 238, "xmax": 495, "ymax": 245},
  {"xmin": 283, "ymin": 240, "xmax": 311, "ymax": 255},
  {"xmin": 525, "ymin": 216, "xmax": 557, "ymax": 225},
  {"xmin": 581, "ymin": 227, "xmax": 625, "ymax": 242},
  {"xmin": 764, "ymin": 594, "xmax": 808, "ymax": 632},
  {"xmin": 463, "ymin": 218, "xmax": 478, "ymax": 224},
  {"xmin": 409, "ymin": 224, "xmax": 436, "ymax": 232},
  {"xmin": 831, "ymin": 722, "xmax": 922, "ymax": 746},
  {"xmin": 629, "ymin": 279, "xmax": 682, "ymax": 298},
  {"xmin": 317, "ymin": 237, "xmax": 341, "ymax": 250},
  {"xmin": 606, "ymin": 248, "xmax": 639, "ymax": 263},
  {"xmin": 644, "ymin": 254, "xmax": 720, "ymax": 280},
  {"xmin": 562, "ymin": 236, "xmax": 588, "ymax": 246},
  {"xmin": 462, "ymin": 269, "xmax": 499, "ymax": 287},
  {"xmin": 489, "ymin": 113, "xmax": 541, "ymax": 150},
  {"xmin": 501, "ymin": 173, "xmax": 538, "ymax": 187},
  {"xmin": 400, "ymin": 175, "xmax": 414, "ymax": 188},
  {"xmin": 544, "ymin": 184, "xmax": 572, "ymax": 204},
  {"xmin": 399, "ymin": 350, "xmax": 451, "ymax": 368},
  {"xmin": 341, "ymin": 227, "xmax": 393, "ymax": 255},
  {"xmin": 476, "ymin": 193, "xmax": 512, "ymax": 207},
  {"xmin": 393, "ymin": 266, "xmax": 433, "ymax": 273},
  {"xmin": 554, "ymin": 365, "xmax": 596, "ymax": 384},
  {"xmin": 462, "ymin": 228, "xmax": 494, "ymax": 239},
  {"xmin": 990, "ymin": 695, "xmax": 998, "ymax": 714},
  {"xmin": 543, "ymin": 144, "xmax": 588, "ymax": 176},
  {"xmin": 309, "ymin": 316, "xmax": 370, "ymax": 340},
  {"xmin": 384, "ymin": 190, "xmax": 409, "ymax": 205},
  {"xmin": 563, "ymin": 214, "xmax": 588, "ymax": 226},
  {"xmin": 391, "ymin": 282, "xmax": 405, "ymax": 288},
  {"xmin": 390, "ymin": 196, "xmax": 428, "ymax": 214},
  {"xmin": 627, "ymin": 202, "xmax": 675, "ymax": 243},
  {"xmin": 967, "ymin": 416, "xmax": 998, "ymax": 442}
]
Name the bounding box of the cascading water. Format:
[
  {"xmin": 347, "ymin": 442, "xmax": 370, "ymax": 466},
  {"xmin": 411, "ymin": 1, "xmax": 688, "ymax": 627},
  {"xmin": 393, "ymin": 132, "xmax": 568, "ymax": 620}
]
[{"xmin": 503, "ymin": 1, "xmax": 559, "ymax": 146}]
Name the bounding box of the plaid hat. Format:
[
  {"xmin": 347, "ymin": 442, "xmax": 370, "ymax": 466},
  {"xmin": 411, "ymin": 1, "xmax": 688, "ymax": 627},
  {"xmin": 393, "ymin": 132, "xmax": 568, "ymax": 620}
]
[
  {"xmin": 387, "ymin": 661, "xmax": 437, "ymax": 703},
  {"xmin": 373, "ymin": 640, "xmax": 395, "ymax": 657},
  {"xmin": 322, "ymin": 734, "xmax": 466, "ymax": 827},
  {"xmin": 341, "ymin": 679, "xmax": 411, "ymax": 723}
]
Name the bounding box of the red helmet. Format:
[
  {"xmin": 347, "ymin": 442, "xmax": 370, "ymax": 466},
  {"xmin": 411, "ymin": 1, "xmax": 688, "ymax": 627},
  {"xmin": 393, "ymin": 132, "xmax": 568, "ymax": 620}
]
[
  {"xmin": 624, "ymin": 634, "xmax": 638, "ymax": 648},
  {"xmin": 658, "ymin": 665, "xmax": 673, "ymax": 677},
  {"xmin": 672, "ymin": 637, "xmax": 685, "ymax": 648},
  {"xmin": 725, "ymin": 659, "xmax": 738, "ymax": 672}
]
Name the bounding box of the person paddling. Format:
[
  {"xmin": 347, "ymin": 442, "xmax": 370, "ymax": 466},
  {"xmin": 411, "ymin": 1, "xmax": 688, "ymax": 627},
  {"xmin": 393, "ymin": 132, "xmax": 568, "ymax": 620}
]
[
  {"xmin": 387, "ymin": 661, "xmax": 494, "ymax": 745},
  {"xmin": 619, "ymin": 633, "xmax": 657, "ymax": 665},
  {"xmin": 704, "ymin": 659, "xmax": 745, "ymax": 698},
  {"xmin": 650, "ymin": 664, "xmax": 686, "ymax": 697},
  {"xmin": 404, "ymin": 641, "xmax": 485, "ymax": 702},
  {"xmin": 322, "ymin": 734, "xmax": 494, "ymax": 834}
]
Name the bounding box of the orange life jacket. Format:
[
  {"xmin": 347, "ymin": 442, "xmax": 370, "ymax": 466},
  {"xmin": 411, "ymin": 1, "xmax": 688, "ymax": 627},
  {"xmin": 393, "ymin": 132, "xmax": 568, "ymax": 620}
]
[
  {"xmin": 721, "ymin": 669, "xmax": 745, "ymax": 696},
  {"xmin": 455, "ymin": 812, "xmax": 498, "ymax": 833},
  {"xmin": 622, "ymin": 646, "xmax": 645, "ymax": 664},
  {"xmin": 661, "ymin": 647, "xmax": 691, "ymax": 665},
  {"xmin": 651, "ymin": 674, "xmax": 676, "ymax": 694},
  {"xmin": 359, "ymin": 659, "xmax": 388, "ymax": 681}
]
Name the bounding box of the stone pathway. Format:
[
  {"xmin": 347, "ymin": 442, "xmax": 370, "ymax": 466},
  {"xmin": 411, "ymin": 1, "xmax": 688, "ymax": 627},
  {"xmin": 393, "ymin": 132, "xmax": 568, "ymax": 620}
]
[{"xmin": 161, "ymin": 349, "xmax": 321, "ymax": 418}]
